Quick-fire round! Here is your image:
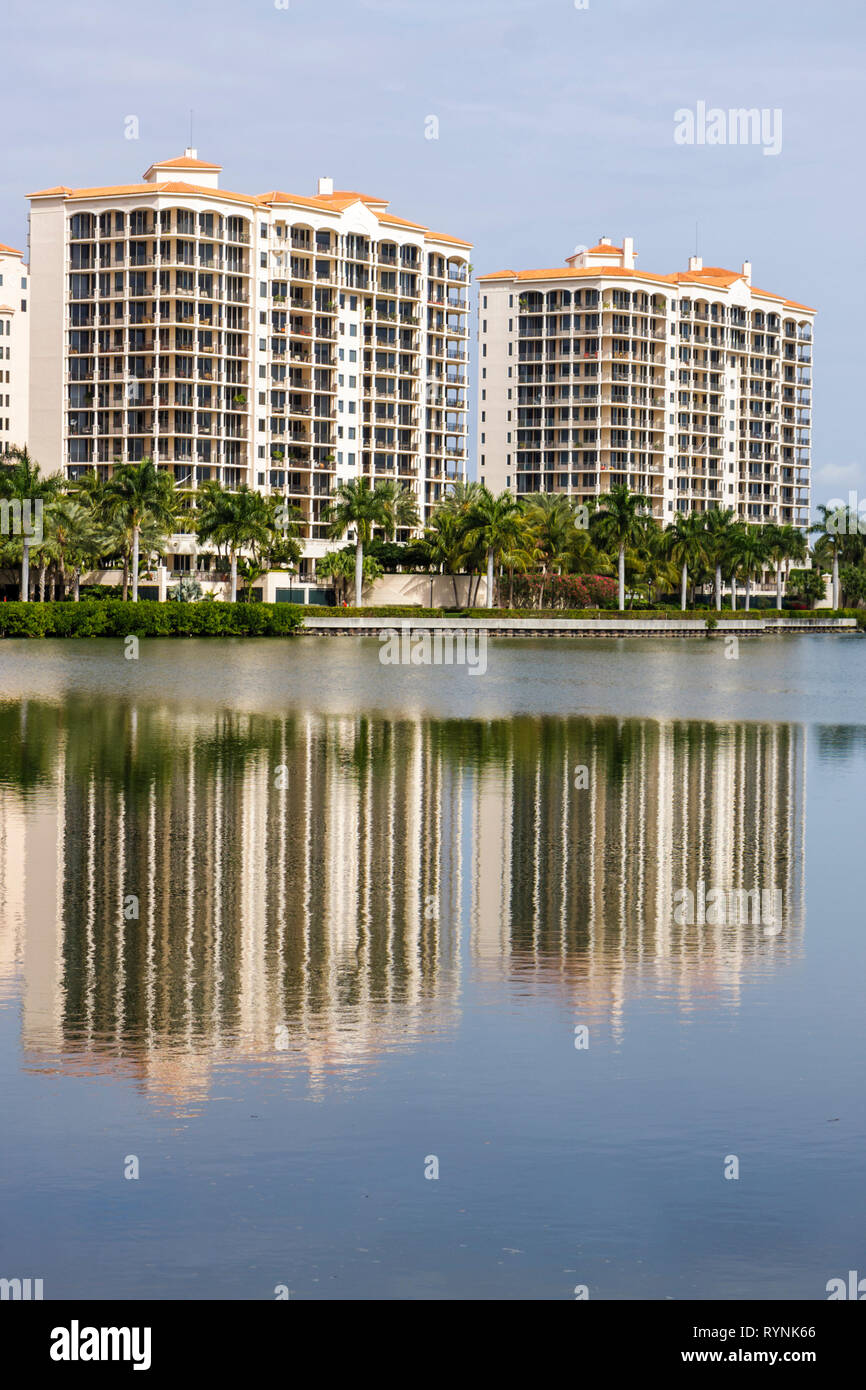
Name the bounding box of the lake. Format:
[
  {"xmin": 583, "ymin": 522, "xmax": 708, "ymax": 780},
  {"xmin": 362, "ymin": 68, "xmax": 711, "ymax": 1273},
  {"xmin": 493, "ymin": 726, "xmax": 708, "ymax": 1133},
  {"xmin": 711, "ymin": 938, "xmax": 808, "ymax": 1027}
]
[{"xmin": 0, "ymin": 634, "xmax": 863, "ymax": 1299}]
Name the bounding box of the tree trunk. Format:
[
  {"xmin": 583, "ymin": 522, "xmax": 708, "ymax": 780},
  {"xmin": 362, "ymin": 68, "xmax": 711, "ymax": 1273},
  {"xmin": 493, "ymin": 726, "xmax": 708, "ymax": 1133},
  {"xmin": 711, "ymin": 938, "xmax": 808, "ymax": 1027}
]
[
  {"xmin": 508, "ymin": 567, "xmax": 514, "ymax": 609},
  {"xmin": 122, "ymin": 555, "xmax": 129, "ymax": 602},
  {"xmin": 731, "ymin": 576, "xmax": 737, "ymax": 612},
  {"xmin": 20, "ymin": 541, "xmax": 29, "ymax": 602},
  {"xmin": 132, "ymin": 526, "xmax": 140, "ymax": 602},
  {"xmin": 680, "ymin": 561, "xmax": 687, "ymax": 612},
  {"xmin": 451, "ymin": 572, "xmax": 459, "ymax": 607},
  {"xmin": 745, "ymin": 577, "xmax": 751, "ymax": 611},
  {"xmin": 38, "ymin": 564, "xmax": 46, "ymax": 603},
  {"xmin": 832, "ymin": 552, "xmax": 839, "ymax": 609},
  {"xmin": 486, "ymin": 548, "xmax": 494, "ymax": 609},
  {"xmin": 715, "ymin": 562, "xmax": 722, "ymax": 612},
  {"xmin": 49, "ymin": 570, "xmax": 56, "ymax": 602},
  {"xmin": 618, "ymin": 544, "xmax": 625, "ymax": 611},
  {"xmin": 73, "ymin": 568, "xmax": 81, "ymax": 602},
  {"xmin": 230, "ymin": 550, "xmax": 238, "ymax": 603},
  {"xmin": 776, "ymin": 563, "xmax": 782, "ymax": 610},
  {"xmin": 354, "ymin": 538, "xmax": 363, "ymax": 607}
]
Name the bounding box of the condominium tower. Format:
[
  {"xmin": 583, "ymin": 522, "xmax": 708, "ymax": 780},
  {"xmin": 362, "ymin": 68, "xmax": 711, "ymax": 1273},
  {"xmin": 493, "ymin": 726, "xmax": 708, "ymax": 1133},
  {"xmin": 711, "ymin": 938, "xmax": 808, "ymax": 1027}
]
[
  {"xmin": 0, "ymin": 242, "xmax": 30, "ymax": 454},
  {"xmin": 27, "ymin": 152, "xmax": 471, "ymax": 565},
  {"xmin": 477, "ymin": 238, "xmax": 814, "ymax": 526}
]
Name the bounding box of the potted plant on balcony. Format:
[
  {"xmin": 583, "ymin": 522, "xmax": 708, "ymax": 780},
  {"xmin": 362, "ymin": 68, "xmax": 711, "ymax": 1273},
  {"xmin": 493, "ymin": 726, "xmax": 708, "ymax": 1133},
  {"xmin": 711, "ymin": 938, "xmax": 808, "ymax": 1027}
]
[{"xmin": 233, "ymin": 392, "xmax": 247, "ymax": 405}]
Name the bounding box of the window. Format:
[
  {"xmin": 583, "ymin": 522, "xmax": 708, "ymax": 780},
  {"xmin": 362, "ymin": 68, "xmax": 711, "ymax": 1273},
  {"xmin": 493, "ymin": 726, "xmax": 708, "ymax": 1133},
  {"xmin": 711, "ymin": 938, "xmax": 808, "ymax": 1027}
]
[{"xmin": 260, "ymin": 223, "xmax": 267, "ymax": 237}]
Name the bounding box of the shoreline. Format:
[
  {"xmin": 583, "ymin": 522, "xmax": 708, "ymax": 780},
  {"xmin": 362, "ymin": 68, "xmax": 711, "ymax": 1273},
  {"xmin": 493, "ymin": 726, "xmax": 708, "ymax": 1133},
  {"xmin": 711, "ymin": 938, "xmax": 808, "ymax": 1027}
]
[{"xmin": 299, "ymin": 615, "xmax": 859, "ymax": 638}]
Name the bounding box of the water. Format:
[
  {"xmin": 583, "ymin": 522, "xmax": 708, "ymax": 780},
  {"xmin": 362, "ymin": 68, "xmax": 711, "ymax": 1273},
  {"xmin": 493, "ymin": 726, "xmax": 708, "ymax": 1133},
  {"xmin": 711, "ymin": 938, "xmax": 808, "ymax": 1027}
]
[{"xmin": 0, "ymin": 635, "xmax": 863, "ymax": 1300}]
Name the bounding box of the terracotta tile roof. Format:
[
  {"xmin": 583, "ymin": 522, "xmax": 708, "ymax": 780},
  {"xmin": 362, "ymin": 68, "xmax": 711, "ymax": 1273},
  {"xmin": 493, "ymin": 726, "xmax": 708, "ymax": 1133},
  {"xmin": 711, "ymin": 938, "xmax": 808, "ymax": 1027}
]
[
  {"xmin": 0, "ymin": 242, "xmax": 22, "ymax": 256},
  {"xmin": 324, "ymin": 190, "xmax": 388, "ymax": 206},
  {"xmin": 478, "ymin": 262, "xmax": 813, "ymax": 310},
  {"xmin": 255, "ymin": 190, "xmax": 337, "ymax": 210},
  {"xmin": 750, "ymin": 286, "xmax": 815, "ymax": 312},
  {"xmin": 28, "ymin": 180, "xmax": 260, "ymax": 206},
  {"xmin": 426, "ymin": 230, "xmax": 472, "ymax": 248},
  {"xmin": 0, "ymin": 303, "xmax": 14, "ymax": 312},
  {"xmin": 378, "ymin": 212, "xmax": 428, "ymax": 232},
  {"xmin": 585, "ymin": 242, "xmax": 624, "ymax": 254},
  {"xmin": 144, "ymin": 155, "xmax": 222, "ymax": 175},
  {"xmin": 27, "ymin": 175, "xmax": 471, "ymax": 248}
]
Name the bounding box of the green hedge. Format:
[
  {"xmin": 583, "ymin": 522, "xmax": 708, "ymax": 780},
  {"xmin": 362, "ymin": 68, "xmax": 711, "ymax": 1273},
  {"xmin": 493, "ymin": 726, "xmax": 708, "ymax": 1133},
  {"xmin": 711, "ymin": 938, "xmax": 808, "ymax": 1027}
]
[{"xmin": 0, "ymin": 600, "xmax": 303, "ymax": 638}]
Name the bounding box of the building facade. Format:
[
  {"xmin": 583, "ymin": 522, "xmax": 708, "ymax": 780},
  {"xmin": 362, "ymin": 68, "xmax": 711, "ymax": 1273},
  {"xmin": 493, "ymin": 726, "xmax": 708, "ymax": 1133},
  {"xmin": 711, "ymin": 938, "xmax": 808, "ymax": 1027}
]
[
  {"xmin": 27, "ymin": 152, "xmax": 471, "ymax": 568},
  {"xmin": 0, "ymin": 242, "xmax": 30, "ymax": 454},
  {"xmin": 477, "ymin": 238, "xmax": 814, "ymax": 527}
]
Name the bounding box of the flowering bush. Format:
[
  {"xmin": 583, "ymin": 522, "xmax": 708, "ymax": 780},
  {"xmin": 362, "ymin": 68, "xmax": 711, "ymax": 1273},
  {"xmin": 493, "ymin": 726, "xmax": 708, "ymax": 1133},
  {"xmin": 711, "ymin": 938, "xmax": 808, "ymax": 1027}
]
[{"xmin": 509, "ymin": 574, "xmax": 619, "ymax": 610}]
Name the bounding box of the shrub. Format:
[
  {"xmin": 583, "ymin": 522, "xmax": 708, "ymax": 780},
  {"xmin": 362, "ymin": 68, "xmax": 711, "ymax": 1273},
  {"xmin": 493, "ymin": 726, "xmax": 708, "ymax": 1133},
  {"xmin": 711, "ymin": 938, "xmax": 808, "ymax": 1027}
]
[
  {"xmin": 0, "ymin": 600, "xmax": 303, "ymax": 638},
  {"xmin": 510, "ymin": 574, "xmax": 619, "ymax": 609},
  {"xmin": 168, "ymin": 578, "xmax": 204, "ymax": 603}
]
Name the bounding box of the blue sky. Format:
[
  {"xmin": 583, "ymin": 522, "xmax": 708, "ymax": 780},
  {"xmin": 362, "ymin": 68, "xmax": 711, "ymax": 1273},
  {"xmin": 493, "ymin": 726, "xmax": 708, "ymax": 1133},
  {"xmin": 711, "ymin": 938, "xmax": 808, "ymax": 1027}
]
[{"xmin": 1, "ymin": 0, "xmax": 863, "ymax": 508}]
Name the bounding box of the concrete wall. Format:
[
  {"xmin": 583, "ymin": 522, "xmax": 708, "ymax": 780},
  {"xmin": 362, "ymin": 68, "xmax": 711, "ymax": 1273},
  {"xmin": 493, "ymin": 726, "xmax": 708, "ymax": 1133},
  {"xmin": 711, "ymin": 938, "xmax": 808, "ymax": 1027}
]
[{"xmin": 363, "ymin": 572, "xmax": 488, "ymax": 606}]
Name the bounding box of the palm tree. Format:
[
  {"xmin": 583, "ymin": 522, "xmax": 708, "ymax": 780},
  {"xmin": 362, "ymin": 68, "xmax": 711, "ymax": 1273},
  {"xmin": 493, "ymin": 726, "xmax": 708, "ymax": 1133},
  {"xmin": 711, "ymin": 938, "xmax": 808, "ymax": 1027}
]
[
  {"xmin": 0, "ymin": 446, "xmax": 62, "ymax": 601},
  {"xmin": 729, "ymin": 524, "xmax": 768, "ymax": 610},
  {"xmin": 703, "ymin": 507, "xmax": 738, "ymax": 611},
  {"xmin": 664, "ymin": 513, "xmax": 708, "ymax": 612},
  {"xmin": 810, "ymin": 503, "xmax": 849, "ymax": 609},
  {"xmin": 499, "ymin": 529, "xmax": 541, "ymax": 609},
  {"xmin": 422, "ymin": 509, "xmax": 469, "ymax": 606},
  {"xmin": 104, "ymin": 458, "xmax": 177, "ymax": 601},
  {"xmin": 324, "ymin": 478, "xmax": 393, "ymax": 608},
  {"xmin": 462, "ymin": 488, "xmax": 524, "ymax": 609},
  {"xmin": 196, "ymin": 482, "xmax": 272, "ymax": 602},
  {"xmin": 374, "ymin": 479, "xmax": 421, "ymax": 542},
  {"xmin": 780, "ymin": 524, "xmax": 808, "ymax": 594},
  {"xmin": 591, "ymin": 484, "xmax": 652, "ymax": 611},
  {"xmin": 521, "ymin": 493, "xmax": 577, "ymax": 608},
  {"xmin": 439, "ymin": 479, "xmax": 484, "ymax": 515},
  {"xmin": 45, "ymin": 496, "xmax": 101, "ymax": 599}
]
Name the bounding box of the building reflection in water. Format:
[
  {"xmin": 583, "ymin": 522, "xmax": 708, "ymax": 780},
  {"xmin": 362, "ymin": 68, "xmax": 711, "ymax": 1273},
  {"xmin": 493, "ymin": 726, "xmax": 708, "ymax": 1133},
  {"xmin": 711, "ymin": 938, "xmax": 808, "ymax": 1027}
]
[{"xmin": 0, "ymin": 699, "xmax": 806, "ymax": 1107}]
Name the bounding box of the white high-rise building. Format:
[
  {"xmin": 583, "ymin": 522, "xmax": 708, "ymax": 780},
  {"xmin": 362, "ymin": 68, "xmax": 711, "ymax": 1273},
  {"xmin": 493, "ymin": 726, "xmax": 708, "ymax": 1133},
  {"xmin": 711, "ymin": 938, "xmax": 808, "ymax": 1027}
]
[
  {"xmin": 0, "ymin": 242, "xmax": 30, "ymax": 454},
  {"xmin": 27, "ymin": 152, "xmax": 471, "ymax": 568},
  {"xmin": 477, "ymin": 238, "xmax": 814, "ymax": 527}
]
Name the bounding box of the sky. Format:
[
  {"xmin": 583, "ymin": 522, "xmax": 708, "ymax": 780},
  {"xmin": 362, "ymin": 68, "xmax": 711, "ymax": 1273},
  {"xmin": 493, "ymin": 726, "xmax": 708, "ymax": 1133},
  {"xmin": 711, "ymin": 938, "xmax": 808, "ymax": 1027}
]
[{"xmin": 1, "ymin": 0, "xmax": 863, "ymax": 512}]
